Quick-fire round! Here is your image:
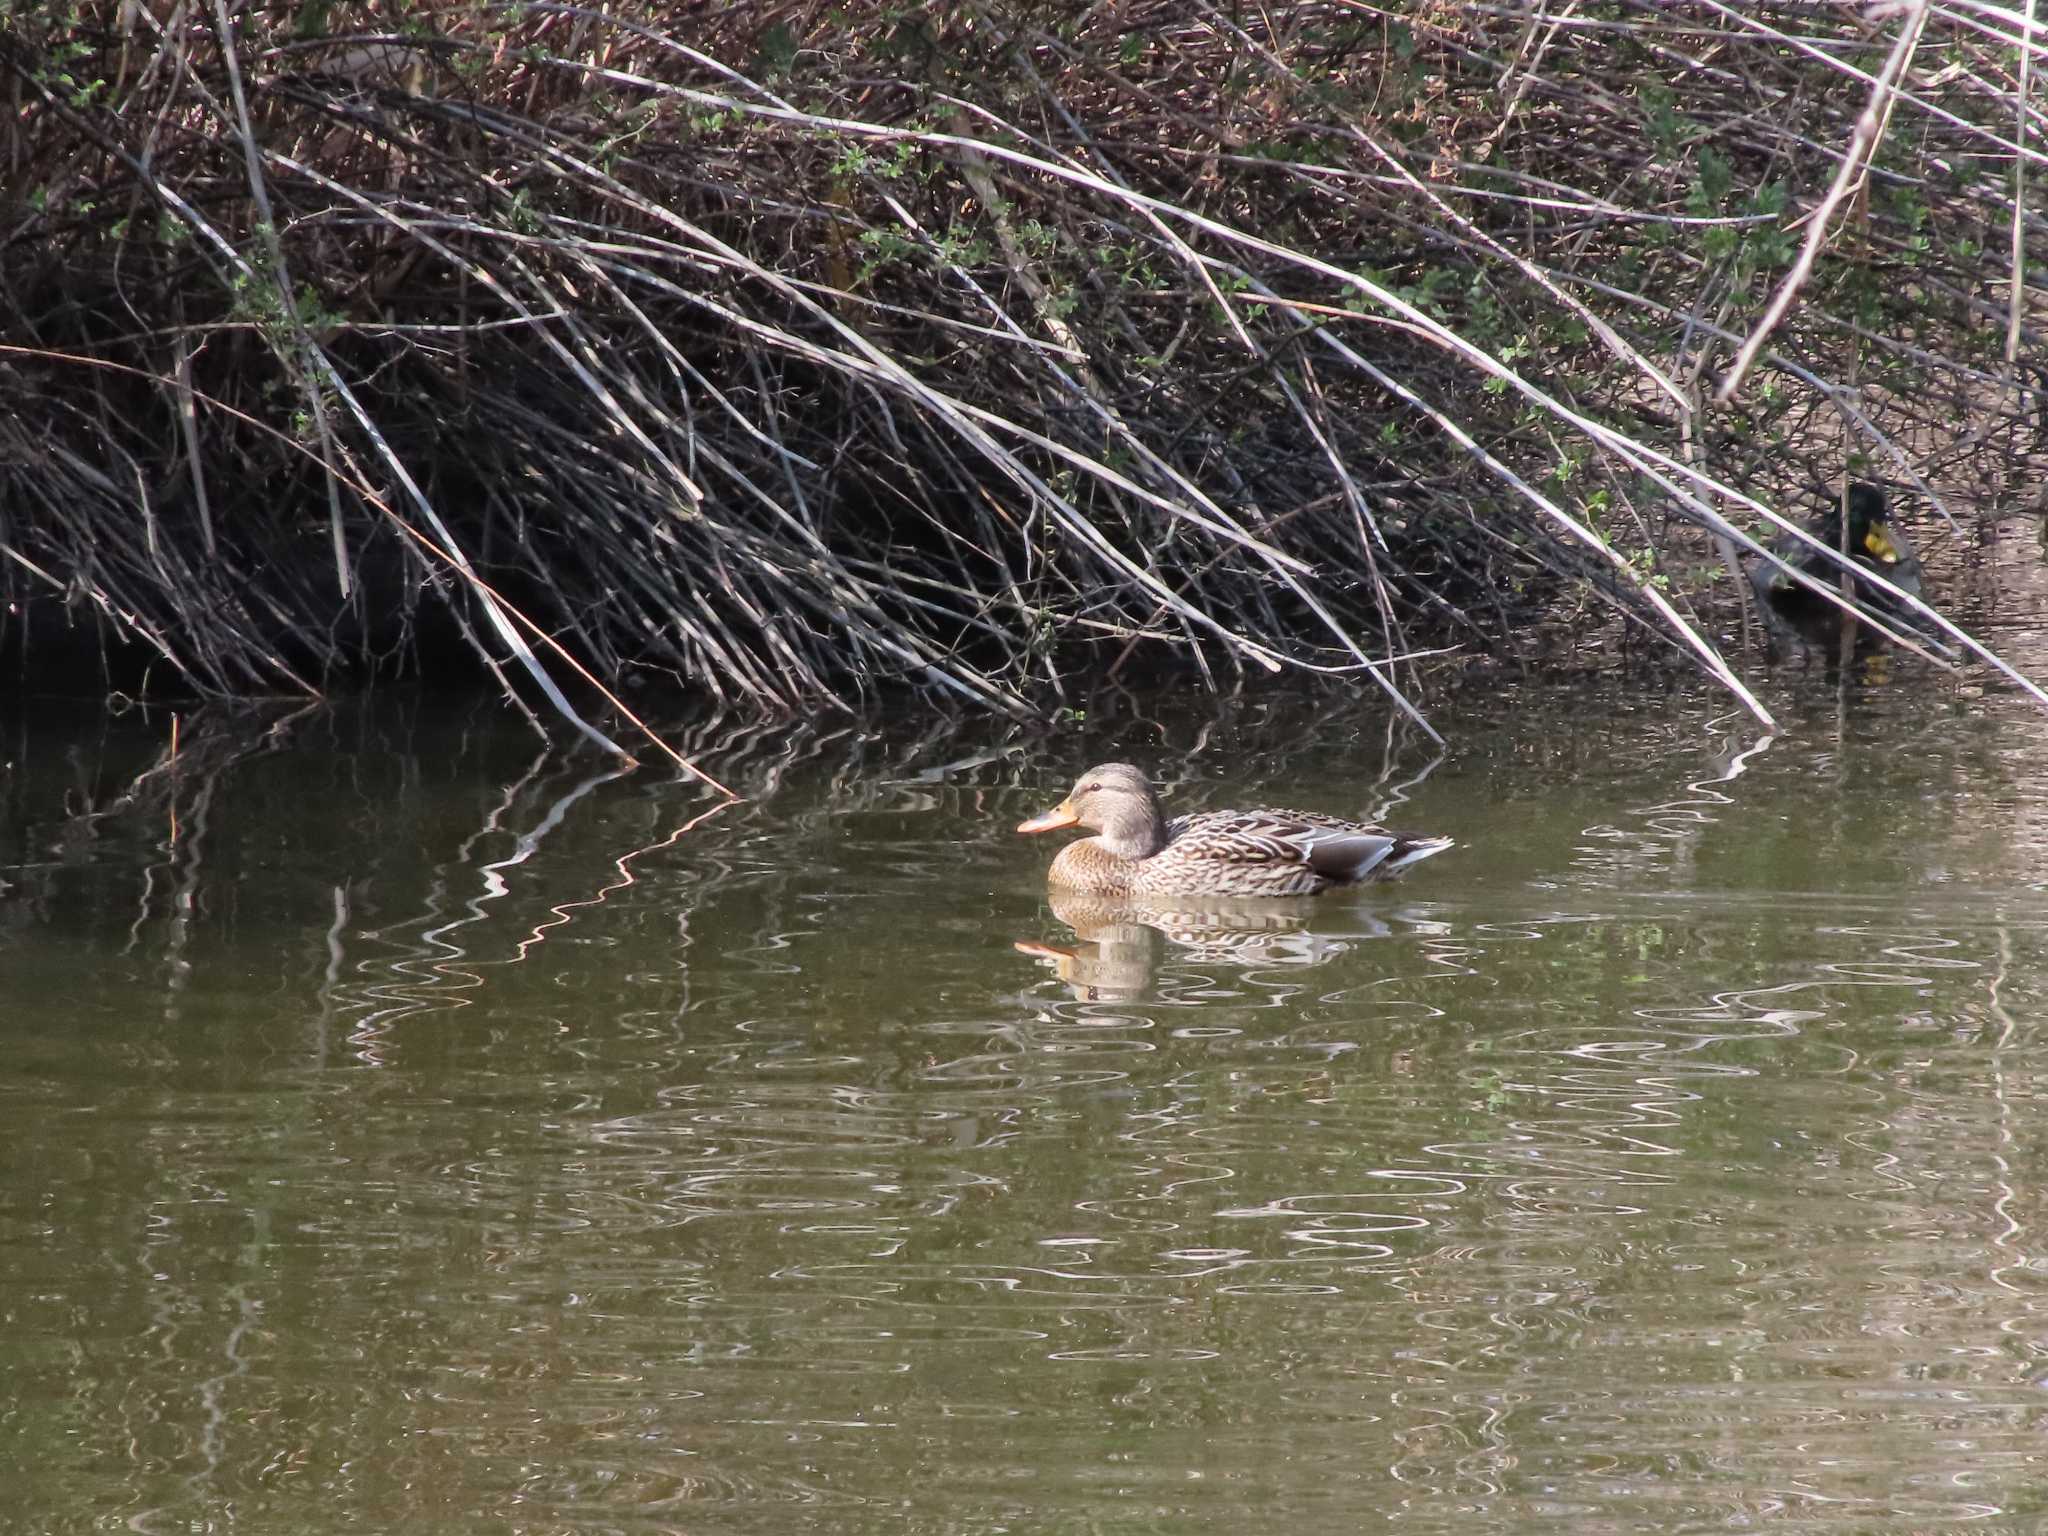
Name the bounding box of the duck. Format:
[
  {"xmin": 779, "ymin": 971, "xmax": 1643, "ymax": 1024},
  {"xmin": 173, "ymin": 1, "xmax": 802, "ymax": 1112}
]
[
  {"xmin": 1016, "ymin": 762, "xmax": 1453, "ymax": 899},
  {"xmin": 1750, "ymin": 483, "xmax": 1924, "ymax": 633}
]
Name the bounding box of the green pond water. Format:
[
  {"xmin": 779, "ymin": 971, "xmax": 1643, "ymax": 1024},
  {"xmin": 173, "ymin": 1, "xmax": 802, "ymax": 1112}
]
[{"xmin": 5, "ymin": 667, "xmax": 2048, "ymax": 1534}]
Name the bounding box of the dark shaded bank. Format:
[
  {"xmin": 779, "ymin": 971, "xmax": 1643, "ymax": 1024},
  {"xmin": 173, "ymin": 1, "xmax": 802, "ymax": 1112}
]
[{"xmin": 3, "ymin": 3, "xmax": 2046, "ymax": 744}]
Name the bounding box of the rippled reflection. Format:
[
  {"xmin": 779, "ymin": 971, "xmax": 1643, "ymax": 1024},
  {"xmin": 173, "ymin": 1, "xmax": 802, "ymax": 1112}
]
[
  {"xmin": 5, "ymin": 681, "xmax": 2048, "ymax": 1532},
  {"xmin": 1013, "ymin": 888, "xmax": 1436, "ymax": 1002}
]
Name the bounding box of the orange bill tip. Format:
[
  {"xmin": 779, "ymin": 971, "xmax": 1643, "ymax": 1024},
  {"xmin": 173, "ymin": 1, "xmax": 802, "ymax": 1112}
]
[{"xmin": 1015, "ymin": 804, "xmax": 1080, "ymax": 835}]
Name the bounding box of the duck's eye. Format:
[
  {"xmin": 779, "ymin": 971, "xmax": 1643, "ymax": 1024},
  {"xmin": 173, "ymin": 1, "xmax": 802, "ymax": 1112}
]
[{"xmin": 1079, "ymin": 782, "xmax": 1101, "ymax": 794}]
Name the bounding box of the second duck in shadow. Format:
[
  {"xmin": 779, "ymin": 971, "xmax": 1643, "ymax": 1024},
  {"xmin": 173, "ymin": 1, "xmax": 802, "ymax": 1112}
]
[{"xmin": 1750, "ymin": 483, "xmax": 1929, "ymax": 654}]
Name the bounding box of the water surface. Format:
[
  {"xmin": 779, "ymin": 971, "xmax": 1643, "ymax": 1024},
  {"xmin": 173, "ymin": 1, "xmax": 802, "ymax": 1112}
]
[{"xmin": 6, "ymin": 664, "xmax": 2048, "ymax": 1534}]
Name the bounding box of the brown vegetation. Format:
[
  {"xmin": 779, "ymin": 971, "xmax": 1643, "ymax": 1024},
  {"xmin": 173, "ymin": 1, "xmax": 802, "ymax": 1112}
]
[{"xmin": 3, "ymin": 2, "xmax": 2045, "ymax": 746}]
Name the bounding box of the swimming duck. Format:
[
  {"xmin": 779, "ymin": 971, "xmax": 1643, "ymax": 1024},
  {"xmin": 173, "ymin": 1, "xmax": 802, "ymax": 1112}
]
[
  {"xmin": 1016, "ymin": 762, "xmax": 1453, "ymax": 899},
  {"xmin": 1750, "ymin": 483, "xmax": 1923, "ymax": 631}
]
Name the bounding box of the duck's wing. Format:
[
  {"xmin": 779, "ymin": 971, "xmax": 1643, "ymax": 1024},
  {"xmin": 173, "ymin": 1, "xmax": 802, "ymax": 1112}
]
[{"xmin": 1171, "ymin": 809, "xmax": 1453, "ymax": 883}]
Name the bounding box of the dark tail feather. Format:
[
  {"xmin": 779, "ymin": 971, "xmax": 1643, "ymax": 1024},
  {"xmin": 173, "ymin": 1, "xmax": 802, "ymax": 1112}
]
[
  {"xmin": 1310, "ymin": 832, "xmax": 1455, "ymax": 884},
  {"xmin": 1375, "ymin": 834, "xmax": 1455, "ymax": 881}
]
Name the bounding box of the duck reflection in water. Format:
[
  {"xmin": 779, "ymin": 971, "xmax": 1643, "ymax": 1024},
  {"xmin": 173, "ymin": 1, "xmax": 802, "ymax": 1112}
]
[{"xmin": 1014, "ymin": 889, "xmax": 1394, "ymax": 1002}]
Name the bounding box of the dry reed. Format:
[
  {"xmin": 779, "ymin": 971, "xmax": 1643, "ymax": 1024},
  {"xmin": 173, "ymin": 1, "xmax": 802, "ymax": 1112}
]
[{"xmin": 3, "ymin": 2, "xmax": 2046, "ymax": 745}]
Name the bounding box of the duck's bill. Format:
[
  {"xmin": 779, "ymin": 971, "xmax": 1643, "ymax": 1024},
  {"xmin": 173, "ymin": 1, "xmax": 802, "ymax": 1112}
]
[
  {"xmin": 1864, "ymin": 523, "xmax": 1902, "ymax": 564},
  {"xmin": 1013, "ymin": 939, "xmax": 1077, "ymax": 959},
  {"xmin": 1016, "ymin": 803, "xmax": 1079, "ymax": 834}
]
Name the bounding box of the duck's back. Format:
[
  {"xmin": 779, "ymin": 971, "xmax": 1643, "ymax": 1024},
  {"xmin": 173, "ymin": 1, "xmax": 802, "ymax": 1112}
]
[{"xmin": 1142, "ymin": 808, "xmax": 1445, "ymax": 897}]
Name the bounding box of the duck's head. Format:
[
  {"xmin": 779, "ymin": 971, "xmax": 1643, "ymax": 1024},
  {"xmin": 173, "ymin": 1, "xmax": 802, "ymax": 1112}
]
[
  {"xmin": 1016, "ymin": 762, "xmax": 1167, "ymax": 858},
  {"xmin": 1835, "ymin": 482, "xmax": 1904, "ymax": 566}
]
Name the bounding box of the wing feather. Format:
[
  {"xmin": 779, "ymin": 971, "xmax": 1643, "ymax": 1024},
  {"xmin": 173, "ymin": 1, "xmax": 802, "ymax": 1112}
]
[{"xmin": 1166, "ymin": 808, "xmax": 1446, "ymax": 884}]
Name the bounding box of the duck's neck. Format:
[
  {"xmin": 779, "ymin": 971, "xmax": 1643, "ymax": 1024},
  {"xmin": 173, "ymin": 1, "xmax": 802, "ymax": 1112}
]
[{"xmin": 1096, "ymin": 806, "xmax": 1168, "ymax": 860}]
